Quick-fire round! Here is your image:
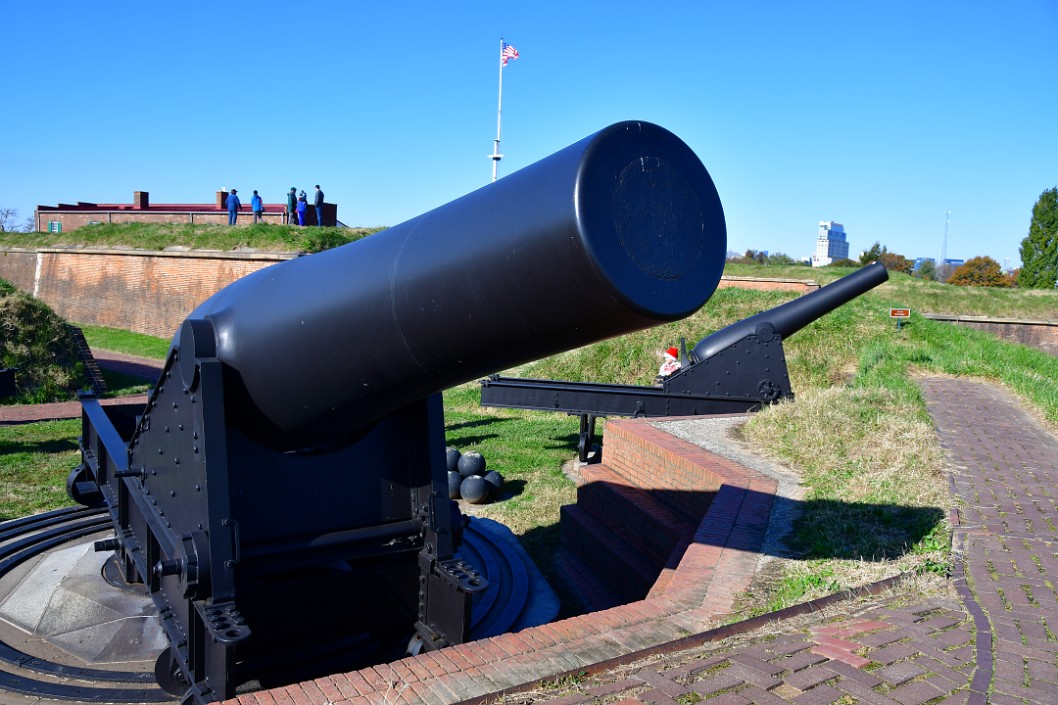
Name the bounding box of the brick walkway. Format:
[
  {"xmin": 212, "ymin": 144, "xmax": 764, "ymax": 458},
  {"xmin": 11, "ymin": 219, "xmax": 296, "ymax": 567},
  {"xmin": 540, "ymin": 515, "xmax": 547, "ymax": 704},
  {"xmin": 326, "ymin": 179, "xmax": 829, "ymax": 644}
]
[{"xmin": 922, "ymin": 377, "xmax": 1058, "ymax": 705}]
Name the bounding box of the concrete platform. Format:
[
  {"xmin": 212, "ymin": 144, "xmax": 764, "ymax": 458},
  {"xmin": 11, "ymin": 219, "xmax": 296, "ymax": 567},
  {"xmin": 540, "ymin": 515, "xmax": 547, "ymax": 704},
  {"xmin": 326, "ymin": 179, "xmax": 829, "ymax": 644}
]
[
  {"xmin": 0, "ymin": 540, "xmax": 166, "ymax": 668},
  {"xmin": 0, "ymin": 516, "xmax": 557, "ymax": 702}
]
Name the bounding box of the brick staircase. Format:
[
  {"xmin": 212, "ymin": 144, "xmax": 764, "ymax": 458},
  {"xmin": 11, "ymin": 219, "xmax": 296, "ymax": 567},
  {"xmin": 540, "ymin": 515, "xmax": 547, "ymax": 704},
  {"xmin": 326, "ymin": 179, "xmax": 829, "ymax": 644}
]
[
  {"xmin": 226, "ymin": 416, "xmax": 780, "ymax": 705},
  {"xmin": 66, "ymin": 324, "xmax": 108, "ymax": 396},
  {"xmin": 558, "ymin": 419, "xmax": 728, "ymax": 611}
]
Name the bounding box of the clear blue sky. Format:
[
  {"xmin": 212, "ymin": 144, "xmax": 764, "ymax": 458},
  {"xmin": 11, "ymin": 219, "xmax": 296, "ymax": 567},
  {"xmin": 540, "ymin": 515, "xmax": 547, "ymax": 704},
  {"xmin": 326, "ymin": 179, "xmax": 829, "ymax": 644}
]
[{"xmin": 6, "ymin": 1, "xmax": 1056, "ymax": 268}]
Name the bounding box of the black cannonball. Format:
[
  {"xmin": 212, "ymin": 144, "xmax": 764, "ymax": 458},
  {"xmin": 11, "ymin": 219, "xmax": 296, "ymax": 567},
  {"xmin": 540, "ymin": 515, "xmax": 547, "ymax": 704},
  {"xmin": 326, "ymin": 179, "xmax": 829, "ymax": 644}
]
[
  {"xmin": 483, "ymin": 470, "xmax": 504, "ymax": 499},
  {"xmin": 457, "ymin": 450, "xmax": 486, "ymax": 477},
  {"xmin": 445, "ymin": 446, "xmax": 461, "ymax": 473},
  {"xmin": 447, "ymin": 470, "xmax": 462, "ymax": 499},
  {"xmin": 460, "ymin": 475, "xmax": 490, "ymax": 504}
]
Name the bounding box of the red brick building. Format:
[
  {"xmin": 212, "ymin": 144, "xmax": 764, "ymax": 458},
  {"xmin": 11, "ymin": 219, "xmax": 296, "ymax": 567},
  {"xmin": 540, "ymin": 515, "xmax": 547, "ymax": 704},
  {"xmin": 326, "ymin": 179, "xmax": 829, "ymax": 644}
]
[{"xmin": 35, "ymin": 190, "xmax": 338, "ymax": 232}]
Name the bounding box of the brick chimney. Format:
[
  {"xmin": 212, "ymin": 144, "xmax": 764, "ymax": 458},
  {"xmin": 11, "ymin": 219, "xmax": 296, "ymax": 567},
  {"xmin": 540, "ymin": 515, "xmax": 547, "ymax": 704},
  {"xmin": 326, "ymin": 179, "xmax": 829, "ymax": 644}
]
[
  {"xmin": 217, "ymin": 190, "xmax": 227, "ymax": 209},
  {"xmin": 133, "ymin": 191, "xmax": 149, "ymax": 209}
]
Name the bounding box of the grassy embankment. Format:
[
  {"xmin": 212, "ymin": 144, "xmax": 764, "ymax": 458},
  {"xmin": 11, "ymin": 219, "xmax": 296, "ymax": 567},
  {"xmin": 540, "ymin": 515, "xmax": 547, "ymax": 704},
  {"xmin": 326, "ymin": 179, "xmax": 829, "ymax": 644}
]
[
  {"xmin": 2, "ymin": 241, "xmax": 1057, "ymax": 616},
  {"xmin": 1, "ymin": 221, "xmax": 384, "ymax": 254}
]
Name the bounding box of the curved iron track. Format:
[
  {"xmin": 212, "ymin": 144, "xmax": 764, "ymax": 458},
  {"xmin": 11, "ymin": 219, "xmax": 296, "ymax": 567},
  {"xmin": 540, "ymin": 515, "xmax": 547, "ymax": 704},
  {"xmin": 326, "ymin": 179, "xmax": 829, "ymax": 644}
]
[{"xmin": 0, "ymin": 507, "xmax": 528, "ymax": 704}]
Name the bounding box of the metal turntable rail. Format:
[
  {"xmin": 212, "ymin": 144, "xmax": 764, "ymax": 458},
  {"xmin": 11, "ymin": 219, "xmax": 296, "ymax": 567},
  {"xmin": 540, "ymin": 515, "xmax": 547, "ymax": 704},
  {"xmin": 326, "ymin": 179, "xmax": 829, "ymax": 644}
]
[{"xmin": 0, "ymin": 507, "xmax": 535, "ymax": 704}]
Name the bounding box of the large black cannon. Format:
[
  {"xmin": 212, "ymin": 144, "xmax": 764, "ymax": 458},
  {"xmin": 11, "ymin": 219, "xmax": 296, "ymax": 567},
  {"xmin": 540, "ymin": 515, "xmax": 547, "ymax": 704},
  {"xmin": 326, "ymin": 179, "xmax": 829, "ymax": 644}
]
[
  {"xmin": 481, "ymin": 262, "xmax": 889, "ymax": 460},
  {"xmin": 69, "ymin": 121, "xmax": 728, "ymax": 703}
]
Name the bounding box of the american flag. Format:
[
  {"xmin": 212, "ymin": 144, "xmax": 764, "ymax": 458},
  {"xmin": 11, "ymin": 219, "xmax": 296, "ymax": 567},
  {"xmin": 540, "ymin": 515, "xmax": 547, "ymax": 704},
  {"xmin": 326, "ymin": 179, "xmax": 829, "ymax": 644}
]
[{"xmin": 501, "ymin": 41, "xmax": 519, "ymax": 66}]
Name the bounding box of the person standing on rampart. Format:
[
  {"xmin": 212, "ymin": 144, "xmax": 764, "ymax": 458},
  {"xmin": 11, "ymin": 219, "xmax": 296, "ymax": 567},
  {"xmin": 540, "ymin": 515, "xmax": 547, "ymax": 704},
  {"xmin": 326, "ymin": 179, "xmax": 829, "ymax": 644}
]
[
  {"xmin": 286, "ymin": 187, "xmax": 297, "ymax": 225},
  {"xmin": 296, "ymin": 190, "xmax": 308, "ymax": 226},
  {"xmin": 314, "ymin": 185, "xmax": 325, "ymax": 227},
  {"xmin": 251, "ymin": 190, "xmax": 263, "ymax": 224},
  {"xmin": 227, "ymin": 189, "xmax": 241, "ymax": 225}
]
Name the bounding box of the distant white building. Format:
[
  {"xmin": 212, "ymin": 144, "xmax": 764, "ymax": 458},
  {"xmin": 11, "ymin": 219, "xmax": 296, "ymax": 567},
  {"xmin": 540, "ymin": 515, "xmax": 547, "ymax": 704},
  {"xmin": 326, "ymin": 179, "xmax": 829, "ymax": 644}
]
[{"xmin": 811, "ymin": 221, "xmax": 850, "ymax": 267}]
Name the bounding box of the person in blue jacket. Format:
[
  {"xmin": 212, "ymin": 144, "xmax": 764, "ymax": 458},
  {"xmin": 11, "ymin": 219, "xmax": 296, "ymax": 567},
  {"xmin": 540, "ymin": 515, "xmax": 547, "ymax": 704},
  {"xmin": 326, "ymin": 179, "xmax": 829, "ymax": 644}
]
[
  {"xmin": 250, "ymin": 190, "xmax": 263, "ymax": 223},
  {"xmin": 227, "ymin": 189, "xmax": 241, "ymax": 225},
  {"xmin": 296, "ymin": 190, "xmax": 308, "ymax": 226}
]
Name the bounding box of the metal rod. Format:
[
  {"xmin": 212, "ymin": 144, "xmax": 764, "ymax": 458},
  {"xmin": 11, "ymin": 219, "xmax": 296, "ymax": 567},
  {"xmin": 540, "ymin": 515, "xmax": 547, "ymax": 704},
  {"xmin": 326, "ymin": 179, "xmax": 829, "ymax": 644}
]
[{"xmin": 491, "ymin": 38, "xmax": 504, "ymax": 182}]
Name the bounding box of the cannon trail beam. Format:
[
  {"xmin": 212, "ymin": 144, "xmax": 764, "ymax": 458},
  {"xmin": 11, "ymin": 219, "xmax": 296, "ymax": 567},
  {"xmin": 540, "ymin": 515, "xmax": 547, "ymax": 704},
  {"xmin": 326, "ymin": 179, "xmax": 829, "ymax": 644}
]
[{"xmin": 481, "ymin": 262, "xmax": 890, "ymax": 461}]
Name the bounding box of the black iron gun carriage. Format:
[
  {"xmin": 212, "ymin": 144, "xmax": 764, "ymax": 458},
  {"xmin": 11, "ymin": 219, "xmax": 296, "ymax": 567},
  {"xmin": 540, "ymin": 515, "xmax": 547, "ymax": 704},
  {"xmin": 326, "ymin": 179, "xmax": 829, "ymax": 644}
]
[
  {"xmin": 68, "ymin": 121, "xmax": 732, "ymax": 704},
  {"xmin": 480, "ymin": 262, "xmax": 889, "ymax": 461}
]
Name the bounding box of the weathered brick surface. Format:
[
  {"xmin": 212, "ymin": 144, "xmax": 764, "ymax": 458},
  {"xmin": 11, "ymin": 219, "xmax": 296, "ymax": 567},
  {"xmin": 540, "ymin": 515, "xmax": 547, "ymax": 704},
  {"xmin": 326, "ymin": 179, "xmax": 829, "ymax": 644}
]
[
  {"xmin": 0, "ymin": 247, "xmax": 294, "ymax": 339},
  {"xmin": 922, "ymin": 314, "xmax": 1058, "ymax": 357},
  {"xmin": 37, "ymin": 208, "xmax": 288, "ymax": 231}
]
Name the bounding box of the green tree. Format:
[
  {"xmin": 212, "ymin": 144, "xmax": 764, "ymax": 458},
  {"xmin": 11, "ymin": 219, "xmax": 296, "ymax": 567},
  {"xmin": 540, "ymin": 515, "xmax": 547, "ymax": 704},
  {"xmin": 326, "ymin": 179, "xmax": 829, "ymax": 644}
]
[
  {"xmin": 859, "ymin": 242, "xmax": 883, "ymax": 265},
  {"xmin": 947, "ymin": 256, "xmax": 1010, "ymax": 287},
  {"xmin": 916, "ymin": 259, "xmax": 937, "ymax": 281},
  {"xmin": 1017, "ymin": 187, "xmax": 1058, "ymax": 288}
]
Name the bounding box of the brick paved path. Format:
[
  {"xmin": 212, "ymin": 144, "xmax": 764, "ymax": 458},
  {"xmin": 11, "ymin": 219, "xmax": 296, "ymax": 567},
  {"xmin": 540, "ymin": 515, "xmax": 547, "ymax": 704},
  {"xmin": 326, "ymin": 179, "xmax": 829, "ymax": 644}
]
[
  {"xmin": 921, "ymin": 377, "xmax": 1058, "ymax": 705},
  {"xmin": 451, "ymin": 377, "xmax": 1057, "ymax": 705}
]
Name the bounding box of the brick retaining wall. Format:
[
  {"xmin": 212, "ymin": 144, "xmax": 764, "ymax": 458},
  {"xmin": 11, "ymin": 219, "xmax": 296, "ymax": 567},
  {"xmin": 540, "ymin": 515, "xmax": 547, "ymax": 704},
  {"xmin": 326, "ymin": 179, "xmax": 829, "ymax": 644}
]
[
  {"xmin": 0, "ymin": 247, "xmax": 295, "ymax": 339},
  {"xmin": 603, "ymin": 421, "xmax": 726, "ymax": 522},
  {"xmin": 922, "ymin": 313, "xmax": 1058, "ymax": 357}
]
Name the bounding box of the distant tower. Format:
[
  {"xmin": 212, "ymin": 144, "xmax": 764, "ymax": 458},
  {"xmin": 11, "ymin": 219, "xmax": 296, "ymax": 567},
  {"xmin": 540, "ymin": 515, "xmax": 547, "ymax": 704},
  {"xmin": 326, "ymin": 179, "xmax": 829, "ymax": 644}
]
[
  {"xmin": 811, "ymin": 221, "xmax": 850, "ymax": 267},
  {"xmin": 941, "ymin": 211, "xmax": 950, "ymax": 265}
]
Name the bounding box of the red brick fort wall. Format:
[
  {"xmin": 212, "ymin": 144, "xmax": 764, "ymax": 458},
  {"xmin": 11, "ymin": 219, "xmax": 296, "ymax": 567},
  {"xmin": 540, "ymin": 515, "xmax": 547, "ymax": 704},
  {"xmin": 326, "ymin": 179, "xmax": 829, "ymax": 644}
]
[{"xmin": 0, "ymin": 247, "xmax": 295, "ymax": 340}]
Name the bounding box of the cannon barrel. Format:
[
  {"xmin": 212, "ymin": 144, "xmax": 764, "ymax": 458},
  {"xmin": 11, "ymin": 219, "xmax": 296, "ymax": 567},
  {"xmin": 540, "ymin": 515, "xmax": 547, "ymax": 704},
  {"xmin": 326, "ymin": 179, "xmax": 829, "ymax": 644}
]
[
  {"xmin": 691, "ymin": 261, "xmax": 889, "ymax": 362},
  {"xmin": 183, "ymin": 121, "xmax": 728, "ymax": 449}
]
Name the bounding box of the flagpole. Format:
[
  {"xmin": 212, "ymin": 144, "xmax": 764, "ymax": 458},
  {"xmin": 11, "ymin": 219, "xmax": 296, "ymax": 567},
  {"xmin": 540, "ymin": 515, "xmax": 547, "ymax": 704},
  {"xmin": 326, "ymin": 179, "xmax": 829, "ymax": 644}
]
[{"xmin": 490, "ymin": 38, "xmax": 504, "ymax": 182}]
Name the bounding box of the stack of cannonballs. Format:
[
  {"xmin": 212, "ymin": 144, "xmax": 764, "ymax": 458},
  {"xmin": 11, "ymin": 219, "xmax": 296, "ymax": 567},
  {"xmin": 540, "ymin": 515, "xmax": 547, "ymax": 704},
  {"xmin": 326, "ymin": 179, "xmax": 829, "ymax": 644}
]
[{"xmin": 446, "ymin": 447, "xmax": 504, "ymax": 504}]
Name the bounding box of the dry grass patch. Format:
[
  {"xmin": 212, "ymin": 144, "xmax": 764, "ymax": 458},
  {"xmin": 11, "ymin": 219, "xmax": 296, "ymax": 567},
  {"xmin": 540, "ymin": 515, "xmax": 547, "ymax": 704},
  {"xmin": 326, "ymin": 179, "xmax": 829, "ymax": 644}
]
[
  {"xmin": 735, "ymin": 385, "xmax": 950, "ymax": 612},
  {"xmin": 741, "ymin": 386, "xmax": 946, "ymax": 507}
]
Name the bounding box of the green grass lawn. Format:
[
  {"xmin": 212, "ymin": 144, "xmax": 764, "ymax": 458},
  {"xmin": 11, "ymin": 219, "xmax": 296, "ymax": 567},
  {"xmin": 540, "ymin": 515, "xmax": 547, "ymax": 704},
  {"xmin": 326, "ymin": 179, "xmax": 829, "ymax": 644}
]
[
  {"xmin": 0, "ymin": 419, "xmax": 80, "ymax": 521},
  {"xmin": 80, "ymin": 324, "xmax": 169, "ymax": 360}
]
